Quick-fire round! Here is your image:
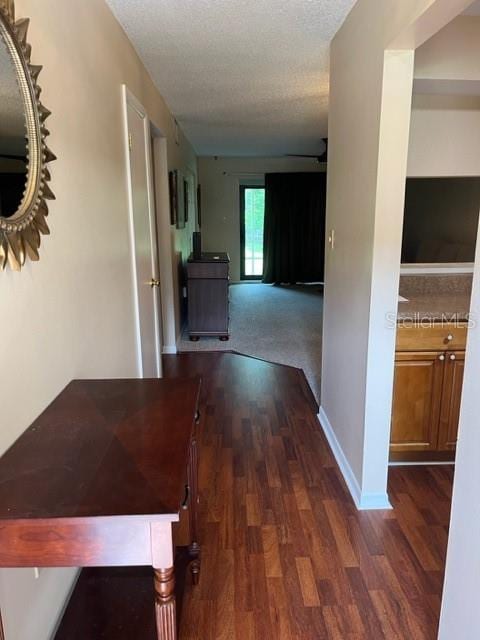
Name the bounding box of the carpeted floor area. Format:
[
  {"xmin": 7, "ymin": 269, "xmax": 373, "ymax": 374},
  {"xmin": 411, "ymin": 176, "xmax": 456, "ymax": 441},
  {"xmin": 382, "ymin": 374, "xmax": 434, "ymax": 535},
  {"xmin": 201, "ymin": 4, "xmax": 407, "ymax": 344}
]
[{"xmin": 178, "ymin": 283, "xmax": 323, "ymax": 401}]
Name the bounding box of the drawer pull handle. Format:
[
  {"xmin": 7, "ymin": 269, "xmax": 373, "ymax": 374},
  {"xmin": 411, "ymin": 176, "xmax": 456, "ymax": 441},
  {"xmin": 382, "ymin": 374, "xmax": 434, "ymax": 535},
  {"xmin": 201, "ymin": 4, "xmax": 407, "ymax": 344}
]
[
  {"xmin": 182, "ymin": 484, "xmax": 190, "ymax": 509},
  {"xmin": 450, "ymin": 354, "xmax": 456, "ymax": 361},
  {"xmin": 439, "ymin": 355, "xmax": 445, "ymax": 361},
  {"xmin": 447, "ymin": 334, "xmax": 454, "ymax": 342}
]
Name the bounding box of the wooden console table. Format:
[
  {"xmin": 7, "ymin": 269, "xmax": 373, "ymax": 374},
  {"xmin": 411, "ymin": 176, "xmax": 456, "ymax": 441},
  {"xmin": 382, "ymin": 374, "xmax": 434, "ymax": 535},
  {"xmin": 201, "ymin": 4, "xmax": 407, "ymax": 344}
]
[{"xmin": 0, "ymin": 378, "xmax": 201, "ymax": 640}]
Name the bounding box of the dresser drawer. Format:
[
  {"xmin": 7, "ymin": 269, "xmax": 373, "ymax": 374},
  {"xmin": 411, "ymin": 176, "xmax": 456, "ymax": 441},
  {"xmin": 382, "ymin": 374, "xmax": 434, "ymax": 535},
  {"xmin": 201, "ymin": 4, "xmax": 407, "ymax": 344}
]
[
  {"xmin": 396, "ymin": 322, "xmax": 468, "ymax": 352},
  {"xmin": 187, "ymin": 261, "xmax": 229, "ymax": 279}
]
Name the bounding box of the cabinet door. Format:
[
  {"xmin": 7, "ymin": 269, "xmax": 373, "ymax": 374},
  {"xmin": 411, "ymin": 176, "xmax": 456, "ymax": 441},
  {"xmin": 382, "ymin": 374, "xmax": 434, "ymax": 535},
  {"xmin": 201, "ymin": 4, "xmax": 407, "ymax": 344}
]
[
  {"xmin": 188, "ymin": 279, "xmax": 229, "ymax": 333},
  {"xmin": 390, "ymin": 351, "xmax": 445, "ymax": 453},
  {"xmin": 437, "ymin": 351, "xmax": 465, "ymax": 451}
]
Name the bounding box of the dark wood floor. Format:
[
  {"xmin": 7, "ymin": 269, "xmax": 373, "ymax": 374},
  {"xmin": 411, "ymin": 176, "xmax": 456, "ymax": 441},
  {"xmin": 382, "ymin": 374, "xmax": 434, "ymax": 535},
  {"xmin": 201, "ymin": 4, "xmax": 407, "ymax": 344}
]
[{"xmin": 164, "ymin": 352, "xmax": 453, "ymax": 640}]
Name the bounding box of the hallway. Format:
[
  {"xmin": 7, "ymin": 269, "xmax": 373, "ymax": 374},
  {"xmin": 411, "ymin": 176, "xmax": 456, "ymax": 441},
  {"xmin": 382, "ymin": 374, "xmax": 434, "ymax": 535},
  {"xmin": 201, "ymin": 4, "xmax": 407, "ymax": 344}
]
[{"xmin": 164, "ymin": 352, "xmax": 453, "ymax": 640}]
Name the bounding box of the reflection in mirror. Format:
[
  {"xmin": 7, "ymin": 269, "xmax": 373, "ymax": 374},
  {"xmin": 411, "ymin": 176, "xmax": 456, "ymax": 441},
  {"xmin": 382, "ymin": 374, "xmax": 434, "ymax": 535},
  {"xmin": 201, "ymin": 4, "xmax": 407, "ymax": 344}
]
[{"xmin": 0, "ymin": 30, "xmax": 27, "ymax": 219}]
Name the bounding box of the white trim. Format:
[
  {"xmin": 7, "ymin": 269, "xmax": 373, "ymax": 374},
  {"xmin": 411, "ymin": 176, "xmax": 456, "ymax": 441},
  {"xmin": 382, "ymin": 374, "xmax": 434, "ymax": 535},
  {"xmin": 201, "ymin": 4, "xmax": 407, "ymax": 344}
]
[
  {"xmin": 389, "ymin": 461, "xmax": 455, "ymax": 467},
  {"xmin": 121, "ymin": 86, "xmax": 143, "ymax": 378},
  {"xmin": 318, "ymin": 408, "xmax": 392, "ymax": 511},
  {"xmin": 151, "ymin": 136, "xmax": 178, "ymax": 351},
  {"xmin": 400, "ymin": 263, "xmax": 474, "ymax": 275},
  {"xmin": 162, "ymin": 345, "xmax": 177, "ymax": 355},
  {"xmin": 122, "ymin": 85, "xmax": 163, "ymax": 378},
  {"xmin": 176, "ymin": 326, "xmax": 187, "ymax": 351},
  {"xmin": 143, "ymin": 102, "xmax": 163, "ymax": 378}
]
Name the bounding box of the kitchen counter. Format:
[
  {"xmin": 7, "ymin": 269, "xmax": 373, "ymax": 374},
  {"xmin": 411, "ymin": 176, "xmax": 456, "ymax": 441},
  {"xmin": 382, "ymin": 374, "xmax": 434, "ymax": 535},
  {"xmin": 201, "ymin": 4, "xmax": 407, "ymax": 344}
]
[
  {"xmin": 397, "ymin": 273, "xmax": 472, "ymax": 322},
  {"xmin": 397, "ymin": 292, "xmax": 471, "ymax": 321}
]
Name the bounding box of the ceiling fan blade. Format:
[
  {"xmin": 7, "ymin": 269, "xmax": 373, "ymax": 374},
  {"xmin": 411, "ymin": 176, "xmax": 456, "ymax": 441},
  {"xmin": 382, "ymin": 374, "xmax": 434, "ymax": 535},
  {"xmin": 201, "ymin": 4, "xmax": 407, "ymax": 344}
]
[
  {"xmin": 0, "ymin": 154, "xmax": 27, "ymax": 161},
  {"xmin": 284, "ymin": 139, "xmax": 328, "ymax": 161}
]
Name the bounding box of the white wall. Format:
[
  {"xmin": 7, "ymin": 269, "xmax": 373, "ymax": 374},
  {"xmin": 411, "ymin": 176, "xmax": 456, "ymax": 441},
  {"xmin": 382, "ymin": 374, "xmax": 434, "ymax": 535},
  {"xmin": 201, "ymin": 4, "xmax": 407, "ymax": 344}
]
[
  {"xmin": 321, "ymin": 0, "xmax": 470, "ymax": 509},
  {"xmin": 415, "ymin": 15, "xmax": 480, "ymax": 81},
  {"xmin": 198, "ymin": 156, "xmax": 325, "ymax": 282},
  {"xmin": 408, "ymin": 94, "xmax": 480, "ymax": 176},
  {"xmin": 0, "ymin": 0, "xmax": 196, "ymax": 638},
  {"xmin": 408, "ymin": 14, "xmax": 480, "ymax": 178}
]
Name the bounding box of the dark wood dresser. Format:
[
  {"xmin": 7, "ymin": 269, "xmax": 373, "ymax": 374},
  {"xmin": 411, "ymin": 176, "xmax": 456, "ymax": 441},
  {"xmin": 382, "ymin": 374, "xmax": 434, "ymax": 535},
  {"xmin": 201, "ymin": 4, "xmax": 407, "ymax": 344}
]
[
  {"xmin": 0, "ymin": 377, "xmax": 201, "ymax": 640},
  {"xmin": 187, "ymin": 252, "xmax": 230, "ymax": 341}
]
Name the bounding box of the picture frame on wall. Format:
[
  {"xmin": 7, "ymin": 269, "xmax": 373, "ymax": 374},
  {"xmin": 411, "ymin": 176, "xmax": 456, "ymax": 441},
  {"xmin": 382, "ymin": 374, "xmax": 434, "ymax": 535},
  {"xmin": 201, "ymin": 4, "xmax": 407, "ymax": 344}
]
[
  {"xmin": 183, "ymin": 178, "xmax": 189, "ymax": 225},
  {"xmin": 169, "ymin": 170, "xmax": 178, "ymax": 226},
  {"xmin": 176, "ymin": 175, "xmax": 186, "ymax": 230},
  {"xmin": 197, "ymin": 184, "xmax": 202, "ymax": 229},
  {"xmin": 169, "ymin": 169, "xmax": 193, "ymax": 230}
]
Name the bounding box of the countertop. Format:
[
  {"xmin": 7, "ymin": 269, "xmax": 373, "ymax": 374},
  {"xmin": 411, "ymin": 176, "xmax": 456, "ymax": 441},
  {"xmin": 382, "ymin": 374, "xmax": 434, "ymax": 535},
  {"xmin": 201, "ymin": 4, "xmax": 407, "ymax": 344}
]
[
  {"xmin": 397, "ymin": 292, "xmax": 471, "ymax": 322},
  {"xmin": 397, "ymin": 274, "xmax": 472, "ymax": 322}
]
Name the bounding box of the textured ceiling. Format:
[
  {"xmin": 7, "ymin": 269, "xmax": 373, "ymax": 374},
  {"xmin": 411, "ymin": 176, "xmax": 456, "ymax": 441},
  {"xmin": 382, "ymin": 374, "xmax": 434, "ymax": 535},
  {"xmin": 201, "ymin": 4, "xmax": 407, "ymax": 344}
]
[{"xmin": 106, "ymin": 0, "xmax": 356, "ymax": 156}]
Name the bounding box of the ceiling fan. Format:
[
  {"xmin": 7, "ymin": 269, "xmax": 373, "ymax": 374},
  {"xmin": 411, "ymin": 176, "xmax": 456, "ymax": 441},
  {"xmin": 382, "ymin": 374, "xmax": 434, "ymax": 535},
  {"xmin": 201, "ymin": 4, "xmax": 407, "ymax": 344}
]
[
  {"xmin": 285, "ymin": 138, "xmax": 328, "ymax": 163},
  {"xmin": 0, "ymin": 154, "xmax": 26, "ymax": 161}
]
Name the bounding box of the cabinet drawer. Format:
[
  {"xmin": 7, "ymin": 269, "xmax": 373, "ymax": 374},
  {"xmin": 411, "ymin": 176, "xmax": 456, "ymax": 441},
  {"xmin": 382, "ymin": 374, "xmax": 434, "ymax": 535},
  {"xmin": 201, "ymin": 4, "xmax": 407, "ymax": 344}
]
[
  {"xmin": 396, "ymin": 323, "xmax": 467, "ymax": 352},
  {"xmin": 187, "ymin": 262, "xmax": 229, "ymax": 279}
]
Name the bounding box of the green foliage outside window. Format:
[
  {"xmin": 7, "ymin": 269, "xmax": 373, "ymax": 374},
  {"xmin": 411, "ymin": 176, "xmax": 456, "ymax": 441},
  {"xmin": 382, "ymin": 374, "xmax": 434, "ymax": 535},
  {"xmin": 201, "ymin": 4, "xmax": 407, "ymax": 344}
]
[{"xmin": 244, "ymin": 188, "xmax": 265, "ymax": 276}]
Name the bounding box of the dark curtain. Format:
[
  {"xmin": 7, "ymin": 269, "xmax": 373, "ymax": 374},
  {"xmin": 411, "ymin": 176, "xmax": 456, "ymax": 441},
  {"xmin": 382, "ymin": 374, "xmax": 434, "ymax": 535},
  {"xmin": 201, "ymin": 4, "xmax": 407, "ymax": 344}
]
[{"xmin": 262, "ymin": 172, "xmax": 326, "ymax": 284}]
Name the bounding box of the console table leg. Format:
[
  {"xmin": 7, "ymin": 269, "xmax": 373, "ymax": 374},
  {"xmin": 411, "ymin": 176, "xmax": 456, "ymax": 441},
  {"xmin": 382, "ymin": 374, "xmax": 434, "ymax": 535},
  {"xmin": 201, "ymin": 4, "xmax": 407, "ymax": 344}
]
[
  {"xmin": 188, "ymin": 541, "xmax": 201, "ymax": 585},
  {"xmin": 154, "ymin": 567, "xmax": 176, "ymax": 640}
]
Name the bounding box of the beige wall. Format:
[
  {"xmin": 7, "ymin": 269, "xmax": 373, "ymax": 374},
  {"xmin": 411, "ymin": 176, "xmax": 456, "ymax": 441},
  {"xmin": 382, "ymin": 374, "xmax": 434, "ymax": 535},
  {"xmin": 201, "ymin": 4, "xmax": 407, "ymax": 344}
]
[
  {"xmin": 408, "ymin": 14, "xmax": 480, "ymax": 177},
  {"xmin": 198, "ymin": 156, "xmax": 325, "ymax": 281},
  {"xmin": 408, "ymin": 94, "xmax": 480, "ymax": 176},
  {"xmin": 415, "ymin": 15, "xmax": 480, "ymax": 81},
  {"xmin": 0, "ymin": 0, "xmax": 196, "ymax": 638},
  {"xmin": 321, "ymin": 0, "xmax": 470, "ymax": 508}
]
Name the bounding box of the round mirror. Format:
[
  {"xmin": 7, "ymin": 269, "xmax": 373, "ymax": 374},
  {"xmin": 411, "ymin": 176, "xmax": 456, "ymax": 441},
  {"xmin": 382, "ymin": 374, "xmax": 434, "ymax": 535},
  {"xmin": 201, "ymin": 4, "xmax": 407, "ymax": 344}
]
[
  {"xmin": 0, "ymin": 31, "xmax": 27, "ymax": 219},
  {"xmin": 0, "ymin": 1, "xmax": 55, "ymax": 271}
]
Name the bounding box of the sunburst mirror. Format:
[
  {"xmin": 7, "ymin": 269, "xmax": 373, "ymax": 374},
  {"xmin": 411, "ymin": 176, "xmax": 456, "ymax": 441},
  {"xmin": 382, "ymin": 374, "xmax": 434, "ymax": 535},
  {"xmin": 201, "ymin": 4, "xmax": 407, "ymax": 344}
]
[{"xmin": 0, "ymin": 0, "xmax": 55, "ymax": 271}]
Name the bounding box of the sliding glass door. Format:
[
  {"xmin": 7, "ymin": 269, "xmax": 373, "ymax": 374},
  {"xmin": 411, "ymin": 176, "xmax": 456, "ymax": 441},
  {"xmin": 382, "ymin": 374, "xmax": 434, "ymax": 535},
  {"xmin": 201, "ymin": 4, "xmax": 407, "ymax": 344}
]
[{"xmin": 240, "ymin": 186, "xmax": 265, "ymax": 280}]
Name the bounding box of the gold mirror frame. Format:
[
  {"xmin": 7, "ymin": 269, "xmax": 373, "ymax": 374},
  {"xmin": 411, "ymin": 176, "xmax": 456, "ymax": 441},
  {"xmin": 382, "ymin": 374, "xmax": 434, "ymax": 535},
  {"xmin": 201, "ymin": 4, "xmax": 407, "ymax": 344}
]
[{"xmin": 0, "ymin": 0, "xmax": 55, "ymax": 271}]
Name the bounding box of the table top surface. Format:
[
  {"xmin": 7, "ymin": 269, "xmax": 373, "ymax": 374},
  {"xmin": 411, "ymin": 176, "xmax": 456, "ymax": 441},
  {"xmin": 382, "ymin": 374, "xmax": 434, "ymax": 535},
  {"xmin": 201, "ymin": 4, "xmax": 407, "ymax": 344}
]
[{"xmin": 0, "ymin": 378, "xmax": 201, "ymax": 522}]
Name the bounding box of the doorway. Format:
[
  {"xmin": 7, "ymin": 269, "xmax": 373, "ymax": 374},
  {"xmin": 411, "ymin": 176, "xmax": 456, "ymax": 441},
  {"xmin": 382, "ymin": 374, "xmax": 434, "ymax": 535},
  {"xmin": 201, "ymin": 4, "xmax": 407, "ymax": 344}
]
[
  {"xmin": 239, "ymin": 185, "xmax": 265, "ymax": 280},
  {"xmin": 122, "ymin": 86, "xmax": 162, "ymax": 378}
]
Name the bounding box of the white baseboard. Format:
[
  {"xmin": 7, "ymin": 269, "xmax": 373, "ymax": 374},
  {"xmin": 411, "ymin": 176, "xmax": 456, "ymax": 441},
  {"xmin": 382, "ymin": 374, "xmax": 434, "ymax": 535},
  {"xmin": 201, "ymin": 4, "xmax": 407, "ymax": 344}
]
[
  {"xmin": 162, "ymin": 345, "xmax": 177, "ymax": 354},
  {"xmin": 318, "ymin": 407, "xmax": 392, "ymax": 511},
  {"xmin": 357, "ymin": 491, "xmax": 392, "ymax": 510},
  {"xmin": 389, "ymin": 461, "xmax": 455, "ymax": 466}
]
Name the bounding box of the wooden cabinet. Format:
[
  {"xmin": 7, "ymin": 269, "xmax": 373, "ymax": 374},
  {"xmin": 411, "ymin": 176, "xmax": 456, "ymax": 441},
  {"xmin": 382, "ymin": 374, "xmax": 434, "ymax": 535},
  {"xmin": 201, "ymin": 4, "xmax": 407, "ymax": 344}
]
[
  {"xmin": 187, "ymin": 252, "xmax": 230, "ymax": 340},
  {"xmin": 390, "ymin": 352, "xmax": 444, "ymax": 455},
  {"xmin": 438, "ymin": 351, "xmax": 465, "ymax": 451},
  {"xmin": 396, "ymin": 323, "xmax": 468, "ymax": 352},
  {"xmin": 390, "ymin": 324, "xmax": 467, "ymax": 462}
]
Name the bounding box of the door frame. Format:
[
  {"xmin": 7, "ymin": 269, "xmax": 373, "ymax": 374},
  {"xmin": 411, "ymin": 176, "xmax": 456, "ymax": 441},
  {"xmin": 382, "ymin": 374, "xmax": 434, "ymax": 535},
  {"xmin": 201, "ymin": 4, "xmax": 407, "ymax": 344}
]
[
  {"xmin": 122, "ymin": 85, "xmax": 162, "ymax": 377},
  {"xmin": 150, "ymin": 136, "xmax": 178, "ymax": 354},
  {"xmin": 239, "ymin": 184, "xmax": 265, "ymax": 281}
]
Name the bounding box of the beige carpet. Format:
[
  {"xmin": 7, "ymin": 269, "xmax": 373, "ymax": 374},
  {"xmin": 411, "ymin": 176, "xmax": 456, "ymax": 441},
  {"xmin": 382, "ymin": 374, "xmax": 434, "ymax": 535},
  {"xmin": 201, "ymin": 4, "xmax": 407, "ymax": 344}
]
[{"xmin": 178, "ymin": 283, "xmax": 323, "ymax": 402}]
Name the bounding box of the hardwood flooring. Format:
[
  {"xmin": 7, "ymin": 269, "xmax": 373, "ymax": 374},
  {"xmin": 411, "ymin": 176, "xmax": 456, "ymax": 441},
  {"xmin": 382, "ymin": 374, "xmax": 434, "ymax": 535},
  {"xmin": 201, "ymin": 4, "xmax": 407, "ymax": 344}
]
[{"xmin": 163, "ymin": 352, "xmax": 453, "ymax": 640}]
